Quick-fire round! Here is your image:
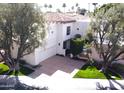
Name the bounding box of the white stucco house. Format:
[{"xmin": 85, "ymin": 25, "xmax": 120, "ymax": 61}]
[{"xmin": 12, "ymin": 12, "xmax": 90, "ymax": 65}]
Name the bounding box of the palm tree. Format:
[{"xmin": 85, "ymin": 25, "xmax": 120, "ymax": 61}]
[
  {"xmin": 92, "ymin": 3, "xmax": 98, "ymax": 9},
  {"xmin": 48, "ymin": 4, "xmax": 52, "ymax": 12},
  {"xmin": 71, "ymin": 6, "xmax": 74, "ymax": 12},
  {"xmin": 75, "ymin": 3, "xmax": 79, "ymax": 7},
  {"xmin": 44, "ymin": 4, "xmax": 48, "ymax": 12},
  {"xmin": 75, "ymin": 3, "xmax": 79, "ymax": 13},
  {"xmin": 62, "ymin": 3, "xmax": 66, "ymax": 13},
  {"xmin": 76, "ymin": 7, "xmax": 80, "ymax": 13},
  {"xmin": 88, "ymin": 3, "xmax": 90, "ymax": 12}
]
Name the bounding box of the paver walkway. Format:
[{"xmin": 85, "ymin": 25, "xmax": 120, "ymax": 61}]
[{"xmin": 29, "ymin": 55, "xmax": 85, "ymax": 79}]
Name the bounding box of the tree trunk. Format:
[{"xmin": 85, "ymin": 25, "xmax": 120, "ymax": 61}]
[
  {"xmin": 15, "ymin": 46, "xmax": 22, "ymax": 76},
  {"xmin": 14, "ymin": 60, "xmax": 20, "ymax": 84},
  {"xmin": 15, "ymin": 60, "xmax": 20, "ymax": 76},
  {"xmin": 100, "ymin": 60, "xmax": 108, "ymax": 73}
]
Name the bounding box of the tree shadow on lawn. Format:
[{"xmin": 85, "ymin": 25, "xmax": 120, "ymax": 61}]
[
  {"xmin": 96, "ymin": 73, "xmax": 124, "ymax": 90},
  {"xmin": 0, "ymin": 75, "xmax": 48, "ymax": 90},
  {"xmin": 81, "ymin": 61, "xmax": 124, "ymax": 90}
]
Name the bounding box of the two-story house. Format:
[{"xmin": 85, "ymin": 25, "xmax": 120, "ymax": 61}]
[{"xmin": 12, "ymin": 12, "xmax": 90, "ymax": 65}]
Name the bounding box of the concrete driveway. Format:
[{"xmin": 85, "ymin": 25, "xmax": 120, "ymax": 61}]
[{"xmin": 29, "ymin": 55, "xmax": 85, "ymax": 79}]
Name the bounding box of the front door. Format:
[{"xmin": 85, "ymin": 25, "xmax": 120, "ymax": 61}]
[{"xmin": 63, "ymin": 40, "xmax": 70, "ymax": 56}]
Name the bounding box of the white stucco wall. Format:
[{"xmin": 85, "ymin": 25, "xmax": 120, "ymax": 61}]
[
  {"xmin": 56, "ymin": 22, "xmax": 75, "ymax": 56},
  {"xmin": 22, "ymin": 52, "xmax": 35, "ymax": 65},
  {"xmin": 62, "ymin": 23, "xmax": 74, "ymax": 41},
  {"xmin": 72, "ymin": 19, "xmax": 90, "ymax": 37},
  {"xmin": 34, "ymin": 46, "xmax": 57, "ymax": 65},
  {"xmin": 11, "ymin": 41, "xmax": 36, "ymax": 65},
  {"xmin": 45, "ymin": 23, "xmax": 57, "ymax": 48},
  {"xmin": 56, "ymin": 23, "xmax": 65, "ymax": 55},
  {"xmin": 34, "ymin": 23, "xmax": 57, "ymax": 65}
]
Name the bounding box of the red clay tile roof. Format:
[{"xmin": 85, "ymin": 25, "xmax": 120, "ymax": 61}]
[{"xmin": 44, "ymin": 12, "xmax": 76, "ymax": 23}]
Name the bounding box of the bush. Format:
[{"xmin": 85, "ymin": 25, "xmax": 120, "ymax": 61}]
[
  {"xmin": 70, "ymin": 38, "xmax": 84, "ymax": 57},
  {"xmin": 74, "ymin": 34, "xmax": 81, "ymax": 38},
  {"xmin": 85, "ymin": 32, "xmax": 94, "ymax": 44}
]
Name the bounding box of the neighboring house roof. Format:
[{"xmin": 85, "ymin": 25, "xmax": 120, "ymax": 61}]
[
  {"xmin": 65, "ymin": 13, "xmax": 90, "ymax": 20},
  {"xmin": 44, "ymin": 12, "xmax": 76, "ymax": 23},
  {"xmin": 44, "ymin": 12, "xmax": 90, "ymax": 23}
]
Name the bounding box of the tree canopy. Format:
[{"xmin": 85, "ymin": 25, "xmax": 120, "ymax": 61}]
[
  {"xmin": 90, "ymin": 3, "xmax": 124, "ymax": 72},
  {"xmin": 77, "ymin": 8, "xmax": 87, "ymax": 15},
  {"xmin": 62, "ymin": 3, "xmax": 66, "ymax": 8},
  {"xmin": 0, "ymin": 3, "xmax": 46, "ymax": 75}
]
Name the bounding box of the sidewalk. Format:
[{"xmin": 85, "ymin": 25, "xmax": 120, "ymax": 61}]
[
  {"xmin": 18, "ymin": 76, "xmax": 124, "ymax": 90},
  {"xmin": 18, "ymin": 55, "xmax": 124, "ymax": 90}
]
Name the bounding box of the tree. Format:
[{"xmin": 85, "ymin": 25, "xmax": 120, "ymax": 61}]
[
  {"xmin": 90, "ymin": 3, "xmax": 124, "ymax": 73},
  {"xmin": 62, "ymin": 3, "xmax": 66, "ymax": 13},
  {"xmin": 77, "ymin": 8, "xmax": 87, "ymax": 15},
  {"xmin": 85, "ymin": 32, "xmax": 94, "ymax": 44},
  {"xmin": 0, "ymin": 3, "xmax": 45, "ymax": 75},
  {"xmin": 75, "ymin": 3, "xmax": 79, "ymax": 7},
  {"xmin": 56, "ymin": 8, "xmax": 62, "ymax": 13},
  {"xmin": 48, "ymin": 4, "xmax": 52, "ymax": 12},
  {"xmin": 70, "ymin": 38, "xmax": 84, "ymax": 57},
  {"xmin": 76, "ymin": 7, "xmax": 80, "ymax": 13},
  {"xmin": 92, "ymin": 3, "xmax": 98, "ymax": 9},
  {"xmin": 75, "ymin": 3, "xmax": 79, "ymax": 13},
  {"xmin": 71, "ymin": 6, "xmax": 74, "ymax": 12},
  {"xmin": 93, "ymin": 3, "xmax": 114, "ymax": 16},
  {"xmin": 44, "ymin": 3, "xmax": 48, "ymax": 12},
  {"xmin": 75, "ymin": 34, "xmax": 81, "ymax": 38}
]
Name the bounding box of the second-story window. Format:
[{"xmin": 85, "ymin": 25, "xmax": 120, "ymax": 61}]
[{"xmin": 66, "ymin": 26, "xmax": 71, "ymax": 35}]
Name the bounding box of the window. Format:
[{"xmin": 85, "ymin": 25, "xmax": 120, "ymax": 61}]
[{"xmin": 66, "ymin": 26, "xmax": 71, "ymax": 35}]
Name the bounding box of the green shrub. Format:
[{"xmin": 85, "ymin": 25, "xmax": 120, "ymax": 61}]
[
  {"xmin": 74, "ymin": 34, "xmax": 81, "ymax": 38},
  {"xmin": 70, "ymin": 38, "xmax": 84, "ymax": 56},
  {"xmin": 85, "ymin": 32, "xmax": 94, "ymax": 44}
]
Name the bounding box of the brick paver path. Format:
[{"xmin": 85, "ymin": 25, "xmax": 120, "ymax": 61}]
[{"xmin": 29, "ymin": 55, "xmax": 85, "ymax": 79}]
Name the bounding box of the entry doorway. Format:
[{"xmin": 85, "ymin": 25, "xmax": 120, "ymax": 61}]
[{"xmin": 63, "ymin": 39, "xmax": 71, "ymax": 56}]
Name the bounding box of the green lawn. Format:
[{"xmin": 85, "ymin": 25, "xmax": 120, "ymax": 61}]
[
  {"xmin": 73, "ymin": 65, "xmax": 121, "ymax": 80},
  {"xmin": 0, "ymin": 63, "xmax": 9, "ymax": 73},
  {"xmin": 0, "ymin": 63, "xmax": 34, "ymax": 76}
]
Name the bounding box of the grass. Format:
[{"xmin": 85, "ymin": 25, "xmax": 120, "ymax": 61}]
[
  {"xmin": 73, "ymin": 65, "xmax": 122, "ymax": 80},
  {"xmin": 73, "ymin": 66, "xmax": 106, "ymax": 79},
  {"xmin": 0, "ymin": 63, "xmax": 9, "ymax": 72},
  {"xmin": 0, "ymin": 63, "xmax": 34, "ymax": 76}
]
